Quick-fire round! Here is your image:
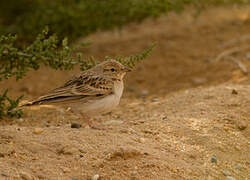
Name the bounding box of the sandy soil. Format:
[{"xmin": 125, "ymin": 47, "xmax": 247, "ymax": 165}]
[{"xmin": 0, "ymin": 5, "xmax": 250, "ymax": 180}]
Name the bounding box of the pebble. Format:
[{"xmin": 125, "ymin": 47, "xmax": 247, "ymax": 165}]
[
  {"xmin": 237, "ymin": 120, "xmax": 247, "ymax": 131},
  {"xmin": 20, "ymin": 172, "xmax": 33, "ymax": 180},
  {"xmin": 246, "ymin": 52, "xmax": 250, "ymax": 59},
  {"xmin": 191, "ymin": 77, "xmax": 207, "ymax": 85},
  {"xmin": 131, "ymin": 171, "xmax": 137, "ymax": 176},
  {"xmin": 235, "ymin": 146, "xmax": 241, "ymax": 151},
  {"xmin": 71, "ymin": 122, "xmax": 81, "ymax": 129},
  {"xmin": 233, "ymin": 164, "xmax": 243, "ymax": 171},
  {"xmin": 17, "ymin": 118, "xmax": 24, "ymax": 123},
  {"xmin": 57, "ymin": 146, "xmax": 77, "ymax": 155},
  {"xmin": 65, "ymin": 147, "xmax": 77, "ymax": 155},
  {"xmin": 138, "ymin": 137, "xmax": 146, "ymax": 143},
  {"xmin": 33, "ymin": 128, "xmax": 44, "ymax": 135},
  {"xmin": 120, "ymin": 129, "xmax": 129, "ymax": 133},
  {"xmin": 91, "ymin": 174, "xmax": 100, "ymax": 180},
  {"xmin": 1, "ymin": 173, "xmax": 7, "ymax": 177},
  {"xmin": 141, "ymin": 90, "xmax": 149, "ymax": 96},
  {"xmin": 37, "ymin": 174, "xmax": 45, "ymax": 179},
  {"xmin": 223, "ymin": 170, "xmax": 231, "ymax": 176},
  {"xmin": 162, "ymin": 116, "xmax": 168, "ymax": 121},
  {"xmin": 79, "ymin": 149, "xmax": 87, "ymax": 154},
  {"xmin": 0, "ymin": 152, "xmax": 4, "ymax": 158},
  {"xmin": 210, "ymin": 157, "xmax": 217, "ymax": 163},
  {"xmin": 231, "ymin": 89, "xmax": 238, "ymax": 95},
  {"xmin": 62, "ymin": 167, "xmax": 70, "ymax": 173},
  {"xmin": 226, "ymin": 176, "xmax": 236, "ymax": 180},
  {"xmin": 104, "ymin": 120, "xmax": 123, "ymax": 125},
  {"xmin": 151, "ymin": 98, "xmax": 159, "ymax": 102},
  {"xmin": 128, "ymin": 128, "xmax": 137, "ymax": 134}
]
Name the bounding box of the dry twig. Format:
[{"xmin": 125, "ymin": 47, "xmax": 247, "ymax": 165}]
[
  {"xmin": 215, "ymin": 46, "xmax": 250, "ymax": 62},
  {"xmin": 220, "ymin": 34, "xmax": 250, "ymax": 48},
  {"xmin": 225, "ymin": 56, "xmax": 247, "ymax": 74}
]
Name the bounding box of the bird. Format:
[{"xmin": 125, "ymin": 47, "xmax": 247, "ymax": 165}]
[{"xmin": 20, "ymin": 60, "xmax": 131, "ymax": 129}]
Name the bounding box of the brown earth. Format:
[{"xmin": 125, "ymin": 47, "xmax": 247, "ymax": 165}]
[{"xmin": 0, "ymin": 5, "xmax": 250, "ymax": 180}]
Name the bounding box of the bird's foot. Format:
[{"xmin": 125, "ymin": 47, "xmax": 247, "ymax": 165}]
[{"xmin": 84, "ymin": 119, "xmax": 104, "ymax": 130}]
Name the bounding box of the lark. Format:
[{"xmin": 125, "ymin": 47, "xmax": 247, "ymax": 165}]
[{"xmin": 21, "ymin": 60, "xmax": 131, "ymax": 129}]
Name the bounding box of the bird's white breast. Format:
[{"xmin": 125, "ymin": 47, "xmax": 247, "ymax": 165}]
[
  {"xmin": 113, "ymin": 80, "xmax": 124, "ymax": 100},
  {"xmin": 79, "ymin": 80, "xmax": 124, "ymax": 115}
]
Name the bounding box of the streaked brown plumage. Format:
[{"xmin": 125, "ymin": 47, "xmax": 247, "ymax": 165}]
[{"xmin": 21, "ymin": 60, "xmax": 131, "ymax": 129}]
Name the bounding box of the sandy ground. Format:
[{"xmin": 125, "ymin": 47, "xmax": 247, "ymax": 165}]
[{"xmin": 0, "ymin": 5, "xmax": 250, "ymax": 180}]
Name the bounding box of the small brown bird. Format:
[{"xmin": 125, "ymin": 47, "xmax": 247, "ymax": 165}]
[{"xmin": 21, "ymin": 60, "xmax": 131, "ymax": 129}]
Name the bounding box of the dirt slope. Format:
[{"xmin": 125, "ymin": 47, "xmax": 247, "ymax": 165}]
[{"xmin": 0, "ymin": 5, "xmax": 250, "ymax": 180}]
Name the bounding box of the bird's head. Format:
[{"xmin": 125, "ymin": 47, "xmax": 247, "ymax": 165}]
[{"xmin": 92, "ymin": 60, "xmax": 131, "ymax": 80}]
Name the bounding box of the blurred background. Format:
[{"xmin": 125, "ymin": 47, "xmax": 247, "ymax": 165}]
[
  {"xmin": 0, "ymin": 1, "xmax": 250, "ymax": 180},
  {"xmin": 1, "ymin": 0, "xmax": 250, "ymax": 98}
]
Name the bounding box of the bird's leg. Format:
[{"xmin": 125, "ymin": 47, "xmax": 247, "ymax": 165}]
[
  {"xmin": 69, "ymin": 108, "xmax": 104, "ymax": 130},
  {"xmin": 80, "ymin": 113, "xmax": 104, "ymax": 130}
]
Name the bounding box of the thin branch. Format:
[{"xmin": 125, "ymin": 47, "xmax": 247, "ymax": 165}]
[
  {"xmin": 17, "ymin": 52, "xmax": 82, "ymax": 65},
  {"xmin": 226, "ymin": 56, "xmax": 247, "ymax": 74},
  {"xmin": 220, "ymin": 34, "xmax": 250, "ymax": 48},
  {"xmin": 215, "ymin": 46, "xmax": 250, "ymax": 62},
  {"xmin": 17, "ymin": 52, "xmax": 32, "ymax": 57}
]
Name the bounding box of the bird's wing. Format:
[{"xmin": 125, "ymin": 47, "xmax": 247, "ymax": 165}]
[{"xmin": 29, "ymin": 72, "xmax": 114, "ymax": 105}]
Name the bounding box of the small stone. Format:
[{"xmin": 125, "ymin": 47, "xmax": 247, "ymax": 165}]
[
  {"xmin": 210, "ymin": 157, "xmax": 217, "ymax": 163},
  {"xmin": 104, "ymin": 120, "xmax": 123, "ymax": 125},
  {"xmin": 223, "ymin": 170, "xmax": 231, "ymax": 176},
  {"xmin": 57, "ymin": 146, "xmax": 77, "ymax": 155},
  {"xmin": 138, "ymin": 137, "xmax": 146, "ymax": 143},
  {"xmin": 151, "ymin": 98, "xmax": 159, "ymax": 102},
  {"xmin": 235, "ymin": 146, "xmax": 241, "ymax": 151},
  {"xmin": 162, "ymin": 116, "xmax": 168, "ymax": 121},
  {"xmin": 234, "ymin": 164, "xmax": 243, "ymax": 171},
  {"xmin": 79, "ymin": 149, "xmax": 87, "ymax": 154},
  {"xmin": 120, "ymin": 129, "xmax": 129, "ymax": 133},
  {"xmin": 1, "ymin": 173, "xmax": 7, "ymax": 177},
  {"xmin": 191, "ymin": 77, "xmax": 207, "ymax": 85},
  {"xmin": 91, "ymin": 174, "xmax": 100, "ymax": 180},
  {"xmin": 37, "ymin": 174, "xmax": 45, "ymax": 179},
  {"xmin": 0, "ymin": 152, "xmax": 4, "ymax": 158},
  {"xmin": 131, "ymin": 171, "xmax": 137, "ymax": 176},
  {"xmin": 71, "ymin": 122, "xmax": 81, "ymax": 129},
  {"xmin": 246, "ymin": 52, "xmax": 250, "ymax": 59},
  {"xmin": 226, "ymin": 176, "xmax": 236, "ymax": 180},
  {"xmin": 65, "ymin": 148, "xmax": 77, "ymax": 155},
  {"xmin": 62, "ymin": 167, "xmax": 70, "ymax": 173},
  {"xmin": 141, "ymin": 90, "xmax": 149, "ymax": 96},
  {"xmin": 128, "ymin": 128, "xmax": 136, "ymax": 134},
  {"xmin": 33, "ymin": 128, "xmax": 44, "ymax": 135},
  {"xmin": 231, "ymin": 89, "xmax": 238, "ymax": 95},
  {"xmin": 189, "ymin": 154, "xmax": 196, "ymax": 159},
  {"xmin": 17, "ymin": 118, "xmax": 24, "ymax": 123},
  {"xmin": 237, "ymin": 120, "xmax": 247, "ymax": 130},
  {"xmin": 20, "ymin": 172, "xmax": 33, "ymax": 180}
]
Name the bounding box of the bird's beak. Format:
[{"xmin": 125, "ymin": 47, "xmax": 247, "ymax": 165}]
[{"xmin": 123, "ymin": 66, "xmax": 132, "ymax": 72}]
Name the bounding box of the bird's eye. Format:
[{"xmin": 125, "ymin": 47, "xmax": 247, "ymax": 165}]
[{"xmin": 110, "ymin": 68, "xmax": 116, "ymax": 72}]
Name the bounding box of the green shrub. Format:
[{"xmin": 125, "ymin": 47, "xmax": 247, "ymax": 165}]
[
  {"xmin": 1, "ymin": 0, "xmax": 248, "ymax": 43},
  {"xmin": 0, "ymin": 27, "xmax": 79, "ymax": 81},
  {"xmin": 0, "ymin": 0, "xmax": 249, "ymax": 118},
  {"xmin": 0, "ymin": 27, "xmax": 155, "ymax": 118},
  {"xmin": 0, "ymin": 90, "xmax": 23, "ymax": 118}
]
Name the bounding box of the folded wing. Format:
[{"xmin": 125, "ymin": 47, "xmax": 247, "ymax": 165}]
[{"xmin": 28, "ymin": 72, "xmax": 114, "ymax": 105}]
